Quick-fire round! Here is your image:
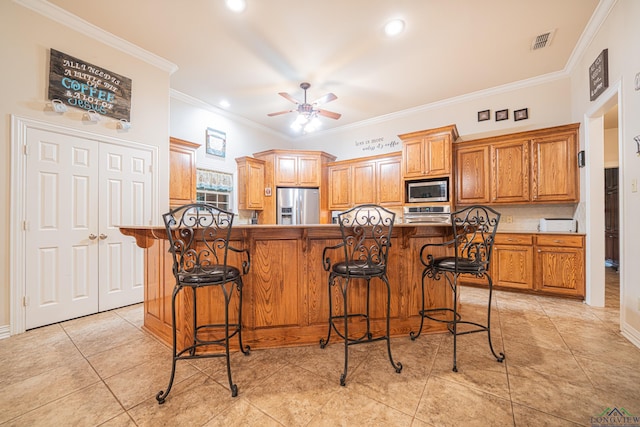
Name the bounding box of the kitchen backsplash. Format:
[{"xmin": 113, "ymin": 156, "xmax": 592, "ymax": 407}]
[{"xmin": 492, "ymin": 204, "xmax": 578, "ymax": 232}]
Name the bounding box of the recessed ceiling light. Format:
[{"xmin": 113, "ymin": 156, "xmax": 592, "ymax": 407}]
[
  {"xmin": 225, "ymin": 0, "xmax": 246, "ymax": 13},
  {"xmin": 219, "ymin": 100, "xmax": 230, "ymax": 108},
  {"xmin": 384, "ymin": 19, "xmax": 405, "ymax": 37}
]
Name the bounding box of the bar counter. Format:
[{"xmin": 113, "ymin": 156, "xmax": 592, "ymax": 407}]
[{"xmin": 120, "ymin": 223, "xmax": 452, "ymax": 350}]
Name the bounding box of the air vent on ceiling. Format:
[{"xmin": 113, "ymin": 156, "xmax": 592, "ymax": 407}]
[{"xmin": 531, "ymin": 29, "xmax": 556, "ymax": 50}]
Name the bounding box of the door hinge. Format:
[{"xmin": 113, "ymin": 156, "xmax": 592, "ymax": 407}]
[
  {"xmin": 23, "ymin": 144, "xmax": 29, "ymax": 155},
  {"xmin": 22, "ymin": 220, "xmax": 29, "ymax": 231},
  {"xmin": 23, "ymin": 296, "xmax": 30, "ymax": 307}
]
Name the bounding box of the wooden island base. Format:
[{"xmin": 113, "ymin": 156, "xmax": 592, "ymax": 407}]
[{"xmin": 120, "ymin": 224, "xmax": 452, "ymax": 350}]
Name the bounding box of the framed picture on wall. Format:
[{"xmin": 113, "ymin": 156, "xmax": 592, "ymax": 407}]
[
  {"xmin": 477, "ymin": 110, "xmax": 490, "ymax": 122},
  {"xmin": 514, "ymin": 108, "xmax": 529, "ymax": 121},
  {"xmin": 206, "ymin": 127, "xmax": 226, "ymax": 158},
  {"xmin": 495, "ymin": 109, "xmax": 509, "ymax": 121}
]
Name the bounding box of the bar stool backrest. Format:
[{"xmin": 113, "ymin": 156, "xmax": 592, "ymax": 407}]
[
  {"xmin": 163, "ymin": 203, "xmax": 235, "ymax": 282},
  {"xmin": 336, "ymin": 204, "xmax": 395, "ymax": 275},
  {"xmin": 451, "ymin": 205, "xmax": 501, "ymax": 273}
]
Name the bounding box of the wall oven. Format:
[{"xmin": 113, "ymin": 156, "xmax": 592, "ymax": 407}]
[{"xmin": 406, "ymin": 178, "xmax": 449, "ymax": 203}]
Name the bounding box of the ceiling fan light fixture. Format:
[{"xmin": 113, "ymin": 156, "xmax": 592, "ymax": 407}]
[
  {"xmin": 225, "ymin": 0, "xmax": 246, "ymax": 13},
  {"xmin": 384, "ymin": 19, "xmax": 405, "ymax": 37}
]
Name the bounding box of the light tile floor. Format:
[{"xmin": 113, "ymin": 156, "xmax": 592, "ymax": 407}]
[{"xmin": 1, "ymin": 269, "xmax": 638, "ymax": 426}]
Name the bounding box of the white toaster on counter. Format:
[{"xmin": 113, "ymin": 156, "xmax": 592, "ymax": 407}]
[{"xmin": 539, "ymin": 218, "xmax": 577, "ymax": 233}]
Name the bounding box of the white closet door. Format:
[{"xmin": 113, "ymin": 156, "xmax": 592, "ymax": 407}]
[
  {"xmin": 25, "ymin": 128, "xmax": 100, "ymax": 329},
  {"xmin": 98, "ymin": 142, "xmax": 152, "ymax": 311}
]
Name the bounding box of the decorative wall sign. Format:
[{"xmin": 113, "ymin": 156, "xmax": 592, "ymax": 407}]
[
  {"xmin": 206, "ymin": 128, "xmax": 226, "ymax": 158},
  {"xmin": 514, "ymin": 108, "xmax": 529, "ymax": 121},
  {"xmin": 495, "ymin": 109, "xmax": 509, "ymax": 121},
  {"xmin": 589, "ymin": 49, "xmax": 608, "ymax": 101},
  {"xmin": 353, "ymin": 136, "xmax": 401, "ymax": 153},
  {"xmin": 48, "ymin": 49, "xmax": 132, "ymax": 121},
  {"xmin": 477, "ymin": 110, "xmax": 490, "ymax": 122}
]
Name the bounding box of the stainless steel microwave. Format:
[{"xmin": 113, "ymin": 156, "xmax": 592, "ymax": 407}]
[{"xmin": 406, "ymin": 178, "xmax": 449, "ymax": 203}]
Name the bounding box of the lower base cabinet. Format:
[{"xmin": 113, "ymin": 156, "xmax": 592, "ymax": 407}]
[{"xmin": 461, "ymin": 232, "xmax": 585, "ymax": 298}]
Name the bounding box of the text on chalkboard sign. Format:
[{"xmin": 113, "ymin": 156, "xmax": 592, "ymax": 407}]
[
  {"xmin": 48, "ymin": 49, "xmax": 132, "ymax": 121},
  {"xmin": 589, "ymin": 49, "xmax": 608, "ymax": 101}
]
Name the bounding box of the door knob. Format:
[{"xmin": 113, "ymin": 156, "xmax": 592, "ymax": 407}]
[
  {"xmin": 89, "ymin": 234, "xmax": 97, "ymax": 240},
  {"xmin": 99, "ymin": 233, "xmax": 107, "ymax": 240}
]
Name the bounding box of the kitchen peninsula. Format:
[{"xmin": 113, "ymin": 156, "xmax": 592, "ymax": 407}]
[{"xmin": 120, "ymin": 223, "xmax": 452, "ymax": 350}]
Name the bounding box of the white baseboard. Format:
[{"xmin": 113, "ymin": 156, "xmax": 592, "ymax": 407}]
[
  {"xmin": 0, "ymin": 325, "xmax": 10, "ymax": 340},
  {"xmin": 621, "ymin": 323, "xmax": 640, "ymax": 349}
]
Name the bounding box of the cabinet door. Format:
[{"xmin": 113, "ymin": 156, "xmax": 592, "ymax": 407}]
[
  {"xmin": 377, "ymin": 157, "xmax": 403, "ymax": 205},
  {"xmin": 456, "ymin": 145, "xmax": 490, "ymax": 204},
  {"xmin": 352, "ymin": 162, "xmax": 376, "ymax": 205},
  {"xmin": 493, "ymin": 245, "xmax": 533, "ymax": 289},
  {"xmin": 535, "ymin": 246, "xmax": 585, "ymax": 296},
  {"xmin": 402, "ymin": 139, "xmax": 425, "ymax": 178},
  {"xmin": 169, "ymin": 140, "xmax": 198, "ymax": 206},
  {"xmin": 491, "ymin": 140, "xmax": 530, "ymax": 203},
  {"xmin": 425, "ymin": 134, "xmax": 451, "ymax": 176},
  {"xmin": 328, "ymin": 165, "xmax": 351, "ymax": 210},
  {"xmin": 275, "ymin": 155, "xmax": 298, "ymax": 186},
  {"xmin": 297, "ymin": 155, "xmax": 321, "ymax": 187},
  {"xmin": 531, "ymin": 131, "xmax": 578, "ymax": 202},
  {"xmin": 246, "ymin": 161, "xmax": 265, "ymax": 209}
]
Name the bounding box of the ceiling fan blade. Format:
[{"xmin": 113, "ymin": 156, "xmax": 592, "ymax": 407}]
[
  {"xmin": 278, "ymin": 92, "xmax": 300, "ymax": 104},
  {"xmin": 317, "ymin": 109, "xmax": 341, "ymax": 120},
  {"xmin": 267, "ymin": 109, "xmax": 294, "ymax": 117},
  {"xmin": 312, "ymin": 93, "xmax": 337, "ymax": 105}
]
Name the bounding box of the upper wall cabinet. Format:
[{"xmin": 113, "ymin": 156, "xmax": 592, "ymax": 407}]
[
  {"xmin": 254, "ymin": 150, "xmax": 335, "ymax": 188},
  {"xmin": 327, "ymin": 152, "xmax": 402, "ymax": 210},
  {"xmin": 169, "ymin": 137, "xmax": 200, "ymax": 207},
  {"xmin": 454, "ymin": 123, "xmax": 580, "ymax": 205},
  {"xmin": 399, "ymin": 125, "xmax": 459, "ymax": 179},
  {"xmin": 236, "ymin": 156, "xmax": 265, "ymax": 210}
]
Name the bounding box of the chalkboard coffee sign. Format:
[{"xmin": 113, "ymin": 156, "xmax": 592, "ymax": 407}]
[
  {"xmin": 48, "ymin": 49, "xmax": 132, "ymax": 121},
  {"xmin": 589, "ymin": 49, "xmax": 608, "ymax": 102}
]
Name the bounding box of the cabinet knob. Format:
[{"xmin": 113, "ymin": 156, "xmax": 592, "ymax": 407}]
[
  {"xmin": 89, "ymin": 234, "xmax": 97, "ymax": 240},
  {"xmin": 99, "ymin": 233, "xmax": 108, "ymax": 240}
]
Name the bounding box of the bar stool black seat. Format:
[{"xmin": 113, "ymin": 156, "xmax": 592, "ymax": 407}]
[
  {"xmin": 156, "ymin": 203, "xmax": 250, "ymax": 404},
  {"xmin": 410, "ymin": 205, "xmax": 504, "ymax": 372},
  {"xmin": 320, "ymin": 204, "xmax": 402, "ymax": 385}
]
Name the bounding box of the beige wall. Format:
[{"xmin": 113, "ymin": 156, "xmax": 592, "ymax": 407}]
[
  {"xmin": 569, "ymin": 0, "xmax": 640, "ymax": 340},
  {"xmin": 0, "ymin": 2, "xmax": 172, "ymax": 330}
]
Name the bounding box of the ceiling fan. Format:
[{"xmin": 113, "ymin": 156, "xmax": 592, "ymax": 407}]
[{"xmin": 267, "ymin": 82, "xmax": 342, "ymax": 124}]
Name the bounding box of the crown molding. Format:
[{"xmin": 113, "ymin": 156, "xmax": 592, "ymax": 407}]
[{"xmin": 14, "ymin": 0, "xmax": 178, "ymax": 74}]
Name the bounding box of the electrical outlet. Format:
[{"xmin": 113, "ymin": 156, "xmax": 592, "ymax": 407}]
[{"xmin": 505, "ymin": 215, "xmax": 513, "ymax": 224}]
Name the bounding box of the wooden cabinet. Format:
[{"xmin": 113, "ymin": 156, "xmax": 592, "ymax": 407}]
[
  {"xmin": 236, "ymin": 156, "xmax": 265, "ymax": 210},
  {"xmin": 531, "ymin": 129, "xmax": 579, "ymax": 202},
  {"xmin": 400, "ymin": 125, "xmax": 458, "ymax": 179},
  {"xmin": 377, "ymin": 157, "xmax": 403, "ymax": 205},
  {"xmin": 274, "ymin": 153, "xmax": 321, "ymax": 187},
  {"xmin": 455, "ymin": 123, "xmax": 579, "ymax": 205},
  {"xmin": 491, "ymin": 139, "xmax": 530, "ymax": 203},
  {"xmin": 459, "ymin": 232, "xmax": 584, "ymax": 298},
  {"xmin": 492, "ymin": 234, "xmax": 534, "ymax": 290},
  {"xmin": 327, "ymin": 153, "xmax": 402, "ymax": 210},
  {"xmin": 328, "ymin": 165, "xmax": 351, "ymax": 210},
  {"xmin": 456, "ymin": 145, "xmax": 490, "ymax": 204},
  {"xmin": 169, "ymin": 137, "xmax": 199, "ymax": 207},
  {"xmin": 534, "ymin": 234, "xmax": 585, "ymax": 297},
  {"xmin": 253, "ymin": 150, "xmax": 336, "ymax": 224}
]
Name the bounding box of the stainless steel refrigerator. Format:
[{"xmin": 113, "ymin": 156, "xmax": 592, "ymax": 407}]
[{"xmin": 276, "ymin": 187, "xmax": 320, "ymax": 225}]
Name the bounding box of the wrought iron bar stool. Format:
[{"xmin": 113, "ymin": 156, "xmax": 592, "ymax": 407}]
[
  {"xmin": 320, "ymin": 204, "xmax": 403, "ymax": 385},
  {"xmin": 156, "ymin": 203, "xmax": 250, "ymax": 404},
  {"xmin": 409, "ymin": 205, "xmax": 504, "ymax": 372}
]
